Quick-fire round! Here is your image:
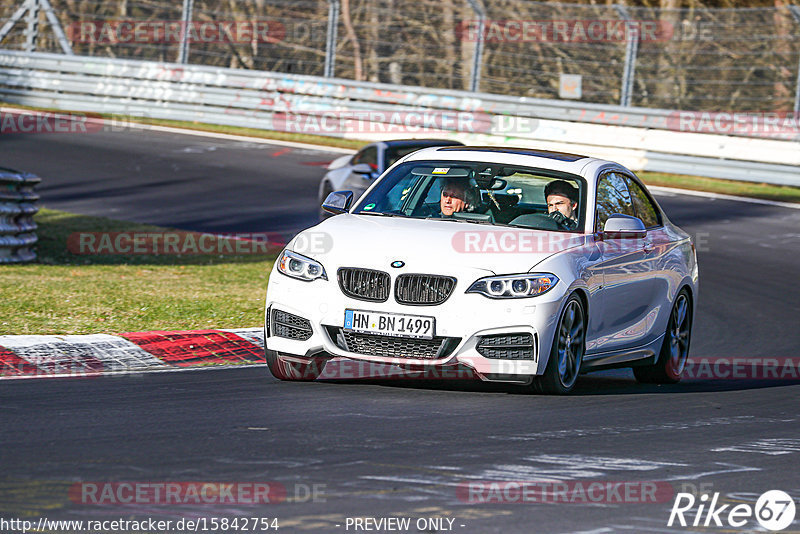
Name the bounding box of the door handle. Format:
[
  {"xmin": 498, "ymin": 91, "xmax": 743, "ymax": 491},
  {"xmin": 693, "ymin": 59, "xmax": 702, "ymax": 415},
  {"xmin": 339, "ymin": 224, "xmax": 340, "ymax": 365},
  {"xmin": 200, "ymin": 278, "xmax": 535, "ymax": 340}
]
[{"xmin": 643, "ymin": 241, "xmax": 655, "ymax": 253}]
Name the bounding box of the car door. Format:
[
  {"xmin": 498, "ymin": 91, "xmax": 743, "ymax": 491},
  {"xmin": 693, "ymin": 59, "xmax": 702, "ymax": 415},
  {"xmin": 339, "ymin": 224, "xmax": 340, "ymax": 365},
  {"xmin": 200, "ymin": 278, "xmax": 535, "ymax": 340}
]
[
  {"xmin": 341, "ymin": 145, "xmax": 380, "ymax": 200},
  {"xmin": 590, "ymin": 172, "xmax": 658, "ymax": 354},
  {"xmin": 623, "ymin": 175, "xmax": 674, "ymax": 346}
]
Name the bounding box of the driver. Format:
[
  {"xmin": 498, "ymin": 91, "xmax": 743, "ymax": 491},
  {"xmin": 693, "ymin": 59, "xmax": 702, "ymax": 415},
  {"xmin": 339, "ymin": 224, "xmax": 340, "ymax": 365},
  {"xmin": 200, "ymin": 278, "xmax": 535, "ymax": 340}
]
[
  {"xmin": 440, "ymin": 178, "xmax": 476, "ymax": 217},
  {"xmin": 545, "ymin": 180, "xmax": 579, "ymax": 230}
]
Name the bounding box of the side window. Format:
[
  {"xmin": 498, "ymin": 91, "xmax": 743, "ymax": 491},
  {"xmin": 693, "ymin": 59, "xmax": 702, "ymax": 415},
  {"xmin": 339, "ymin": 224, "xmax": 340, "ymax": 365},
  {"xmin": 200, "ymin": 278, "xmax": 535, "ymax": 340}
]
[
  {"xmin": 383, "ymin": 178, "xmax": 417, "ymax": 210},
  {"xmin": 595, "ymin": 172, "xmax": 634, "ymax": 231},
  {"xmin": 423, "ymin": 179, "xmax": 443, "ymax": 204},
  {"xmin": 625, "ymin": 178, "xmax": 662, "ymax": 228},
  {"xmin": 352, "ymin": 146, "xmax": 378, "ymax": 171}
]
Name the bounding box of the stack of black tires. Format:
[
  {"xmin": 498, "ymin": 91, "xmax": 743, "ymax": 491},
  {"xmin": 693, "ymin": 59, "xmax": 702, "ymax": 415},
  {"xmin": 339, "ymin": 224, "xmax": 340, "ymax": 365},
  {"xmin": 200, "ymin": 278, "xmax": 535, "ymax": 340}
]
[{"xmin": 0, "ymin": 167, "xmax": 40, "ymax": 263}]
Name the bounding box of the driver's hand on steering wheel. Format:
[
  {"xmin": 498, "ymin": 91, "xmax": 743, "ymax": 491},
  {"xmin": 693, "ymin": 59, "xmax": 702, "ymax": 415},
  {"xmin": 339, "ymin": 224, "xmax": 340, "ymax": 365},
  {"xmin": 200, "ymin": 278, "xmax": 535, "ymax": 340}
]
[{"xmin": 548, "ymin": 210, "xmax": 578, "ymax": 230}]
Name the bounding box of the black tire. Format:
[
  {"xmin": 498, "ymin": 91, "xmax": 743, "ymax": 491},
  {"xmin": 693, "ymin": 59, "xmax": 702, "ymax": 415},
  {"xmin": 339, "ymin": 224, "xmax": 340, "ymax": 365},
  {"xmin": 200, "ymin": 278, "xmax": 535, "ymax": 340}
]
[
  {"xmin": 319, "ymin": 182, "xmax": 333, "ymax": 221},
  {"xmin": 533, "ymin": 294, "xmax": 586, "ymax": 395},
  {"xmin": 265, "ymin": 348, "xmax": 327, "ymax": 381},
  {"xmin": 633, "ymin": 288, "xmax": 692, "ymax": 384}
]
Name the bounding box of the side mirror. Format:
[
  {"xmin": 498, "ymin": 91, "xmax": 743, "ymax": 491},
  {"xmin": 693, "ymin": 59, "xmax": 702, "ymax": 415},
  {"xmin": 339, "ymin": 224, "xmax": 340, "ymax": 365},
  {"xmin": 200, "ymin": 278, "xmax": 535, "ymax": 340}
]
[
  {"xmin": 602, "ymin": 214, "xmax": 646, "ymax": 239},
  {"xmin": 351, "ymin": 163, "xmax": 374, "ymax": 175},
  {"xmin": 322, "ymin": 191, "xmax": 354, "ymax": 215}
]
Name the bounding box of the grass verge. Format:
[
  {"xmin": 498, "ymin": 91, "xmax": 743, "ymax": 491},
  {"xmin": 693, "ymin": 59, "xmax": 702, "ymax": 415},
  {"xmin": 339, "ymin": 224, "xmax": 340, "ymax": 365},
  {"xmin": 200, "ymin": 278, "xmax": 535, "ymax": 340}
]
[{"xmin": 0, "ymin": 209, "xmax": 276, "ymax": 335}]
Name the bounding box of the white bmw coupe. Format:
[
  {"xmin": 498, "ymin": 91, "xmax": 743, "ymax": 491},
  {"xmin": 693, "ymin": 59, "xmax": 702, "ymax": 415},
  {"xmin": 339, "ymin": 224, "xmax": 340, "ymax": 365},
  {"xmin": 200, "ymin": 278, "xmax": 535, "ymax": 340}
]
[{"xmin": 265, "ymin": 147, "xmax": 698, "ymax": 394}]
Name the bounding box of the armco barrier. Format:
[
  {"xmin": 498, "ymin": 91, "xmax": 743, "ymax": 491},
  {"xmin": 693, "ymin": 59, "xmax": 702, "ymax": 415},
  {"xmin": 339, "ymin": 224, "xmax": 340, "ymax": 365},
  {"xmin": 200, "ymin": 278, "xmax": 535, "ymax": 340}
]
[
  {"xmin": 1, "ymin": 50, "xmax": 799, "ymax": 186},
  {"xmin": 0, "ymin": 167, "xmax": 39, "ymax": 263}
]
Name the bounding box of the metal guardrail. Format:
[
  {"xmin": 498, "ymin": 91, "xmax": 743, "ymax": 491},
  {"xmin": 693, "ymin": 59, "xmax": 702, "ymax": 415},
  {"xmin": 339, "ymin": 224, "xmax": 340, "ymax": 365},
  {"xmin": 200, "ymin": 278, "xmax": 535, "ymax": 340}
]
[
  {"xmin": 2, "ymin": 1, "xmax": 800, "ymax": 114},
  {"xmin": 0, "ymin": 167, "xmax": 39, "ymax": 263},
  {"xmin": 0, "ymin": 50, "xmax": 799, "ymax": 187}
]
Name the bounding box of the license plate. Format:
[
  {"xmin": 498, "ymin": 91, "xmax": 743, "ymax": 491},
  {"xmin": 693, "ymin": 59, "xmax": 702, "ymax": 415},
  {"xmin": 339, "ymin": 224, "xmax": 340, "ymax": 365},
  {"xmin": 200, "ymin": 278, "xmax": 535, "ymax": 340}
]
[{"xmin": 344, "ymin": 309, "xmax": 435, "ymax": 340}]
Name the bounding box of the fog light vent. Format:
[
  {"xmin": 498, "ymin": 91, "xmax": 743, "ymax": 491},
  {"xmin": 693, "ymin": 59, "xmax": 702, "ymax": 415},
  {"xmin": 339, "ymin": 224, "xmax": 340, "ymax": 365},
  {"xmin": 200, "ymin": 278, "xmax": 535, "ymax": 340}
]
[
  {"xmin": 271, "ymin": 309, "xmax": 312, "ymax": 341},
  {"xmin": 476, "ymin": 333, "xmax": 535, "ymax": 360}
]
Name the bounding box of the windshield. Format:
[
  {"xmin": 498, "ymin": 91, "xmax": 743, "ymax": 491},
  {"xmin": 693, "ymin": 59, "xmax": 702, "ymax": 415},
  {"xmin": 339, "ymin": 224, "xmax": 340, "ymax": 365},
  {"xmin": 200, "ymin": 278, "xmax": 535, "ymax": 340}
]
[{"xmin": 352, "ymin": 160, "xmax": 586, "ymax": 232}]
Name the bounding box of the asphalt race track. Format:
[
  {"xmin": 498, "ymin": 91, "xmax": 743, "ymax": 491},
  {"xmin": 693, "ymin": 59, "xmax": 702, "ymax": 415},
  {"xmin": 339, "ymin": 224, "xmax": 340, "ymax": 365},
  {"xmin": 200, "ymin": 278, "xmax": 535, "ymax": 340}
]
[
  {"xmin": 2, "ymin": 127, "xmax": 799, "ymax": 532},
  {"xmin": 0, "ymin": 126, "xmax": 335, "ymax": 234}
]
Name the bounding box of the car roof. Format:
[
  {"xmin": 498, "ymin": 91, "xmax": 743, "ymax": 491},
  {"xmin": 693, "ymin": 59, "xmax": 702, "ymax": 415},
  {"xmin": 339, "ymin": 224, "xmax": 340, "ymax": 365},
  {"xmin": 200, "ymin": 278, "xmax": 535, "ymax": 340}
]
[
  {"xmin": 401, "ymin": 145, "xmax": 627, "ymax": 179},
  {"xmin": 437, "ymin": 146, "xmax": 588, "ymax": 162},
  {"xmin": 380, "ymin": 139, "xmax": 465, "ymax": 148}
]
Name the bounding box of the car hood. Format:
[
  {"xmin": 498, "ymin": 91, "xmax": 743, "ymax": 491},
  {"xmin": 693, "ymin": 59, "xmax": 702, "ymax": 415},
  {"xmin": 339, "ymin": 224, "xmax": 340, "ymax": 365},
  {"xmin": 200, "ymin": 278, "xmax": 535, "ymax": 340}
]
[{"xmin": 288, "ymin": 214, "xmax": 589, "ymax": 276}]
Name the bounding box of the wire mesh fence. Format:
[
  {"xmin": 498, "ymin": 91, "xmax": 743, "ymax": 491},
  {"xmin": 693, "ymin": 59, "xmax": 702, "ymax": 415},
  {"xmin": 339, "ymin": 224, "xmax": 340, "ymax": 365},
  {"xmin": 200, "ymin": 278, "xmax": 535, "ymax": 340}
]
[{"xmin": 1, "ymin": 0, "xmax": 800, "ymax": 113}]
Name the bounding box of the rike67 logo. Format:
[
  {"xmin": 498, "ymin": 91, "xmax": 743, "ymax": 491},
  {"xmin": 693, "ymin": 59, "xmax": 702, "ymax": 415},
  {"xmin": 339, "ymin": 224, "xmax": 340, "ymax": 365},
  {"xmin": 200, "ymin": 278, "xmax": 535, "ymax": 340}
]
[{"xmin": 668, "ymin": 490, "xmax": 796, "ymax": 531}]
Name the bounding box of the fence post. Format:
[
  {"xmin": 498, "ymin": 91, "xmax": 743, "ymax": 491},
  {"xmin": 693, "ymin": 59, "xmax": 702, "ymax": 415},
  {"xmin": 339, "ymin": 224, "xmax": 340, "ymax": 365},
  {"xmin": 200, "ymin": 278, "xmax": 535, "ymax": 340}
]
[
  {"xmin": 465, "ymin": 0, "xmax": 484, "ymax": 92},
  {"xmin": 39, "ymin": 0, "xmax": 73, "ymax": 55},
  {"xmin": 789, "ymin": 5, "xmax": 800, "ymax": 114},
  {"xmin": 177, "ymin": 0, "xmax": 194, "ymax": 64},
  {"xmin": 24, "ymin": 0, "xmax": 39, "ymax": 52},
  {"xmin": 615, "ymin": 5, "xmax": 639, "ymax": 107},
  {"xmin": 324, "ymin": 0, "xmax": 340, "ymax": 77}
]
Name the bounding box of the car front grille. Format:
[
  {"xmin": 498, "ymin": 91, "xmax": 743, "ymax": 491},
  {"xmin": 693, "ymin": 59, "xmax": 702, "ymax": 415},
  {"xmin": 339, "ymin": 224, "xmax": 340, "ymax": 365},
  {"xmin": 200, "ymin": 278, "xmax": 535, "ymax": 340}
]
[
  {"xmin": 271, "ymin": 308, "xmax": 313, "ymax": 341},
  {"xmin": 395, "ymin": 274, "xmax": 456, "ymax": 305},
  {"xmin": 338, "ymin": 267, "xmax": 390, "ymax": 302},
  {"xmin": 476, "ymin": 333, "xmax": 536, "ymax": 360},
  {"xmin": 327, "ymin": 327, "xmax": 460, "ymax": 360}
]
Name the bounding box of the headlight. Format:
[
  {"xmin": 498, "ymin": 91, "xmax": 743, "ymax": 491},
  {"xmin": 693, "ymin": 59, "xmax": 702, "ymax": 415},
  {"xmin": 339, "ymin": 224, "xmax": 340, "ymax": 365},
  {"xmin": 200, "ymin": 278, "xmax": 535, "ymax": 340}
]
[
  {"xmin": 277, "ymin": 250, "xmax": 327, "ymax": 282},
  {"xmin": 467, "ymin": 273, "xmax": 558, "ymax": 299}
]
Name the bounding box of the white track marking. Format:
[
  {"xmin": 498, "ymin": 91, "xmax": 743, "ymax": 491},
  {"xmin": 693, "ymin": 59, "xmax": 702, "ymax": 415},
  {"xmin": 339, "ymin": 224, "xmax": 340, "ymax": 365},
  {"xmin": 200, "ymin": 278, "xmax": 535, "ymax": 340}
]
[
  {"xmin": 712, "ymin": 438, "xmax": 800, "ymax": 455},
  {"xmin": 529, "ymin": 455, "xmax": 686, "ymax": 471},
  {"xmin": 501, "ymin": 416, "xmax": 793, "ymax": 441},
  {"xmin": 650, "ymin": 185, "xmax": 800, "ymax": 209},
  {"xmin": 660, "ymin": 462, "xmax": 761, "ymax": 481}
]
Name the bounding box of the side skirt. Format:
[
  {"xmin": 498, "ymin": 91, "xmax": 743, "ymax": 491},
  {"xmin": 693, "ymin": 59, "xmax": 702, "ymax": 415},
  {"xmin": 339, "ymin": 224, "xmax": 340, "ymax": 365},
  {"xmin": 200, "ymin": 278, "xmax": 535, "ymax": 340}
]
[{"xmin": 581, "ymin": 334, "xmax": 665, "ymax": 373}]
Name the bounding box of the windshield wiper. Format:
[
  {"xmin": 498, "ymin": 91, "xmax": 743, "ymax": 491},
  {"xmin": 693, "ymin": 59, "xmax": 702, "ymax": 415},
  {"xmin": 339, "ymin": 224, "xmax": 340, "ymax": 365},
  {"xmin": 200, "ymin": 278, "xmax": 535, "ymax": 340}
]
[
  {"xmin": 424, "ymin": 216, "xmax": 497, "ymax": 226},
  {"xmin": 357, "ymin": 211, "xmax": 409, "ymax": 218}
]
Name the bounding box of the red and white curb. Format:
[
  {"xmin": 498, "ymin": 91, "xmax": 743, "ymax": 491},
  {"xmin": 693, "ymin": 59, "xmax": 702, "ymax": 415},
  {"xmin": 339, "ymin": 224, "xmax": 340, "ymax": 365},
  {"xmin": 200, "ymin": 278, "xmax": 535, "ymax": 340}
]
[
  {"xmin": 0, "ymin": 328, "xmax": 473, "ymax": 382},
  {"xmin": 0, "ymin": 328, "xmax": 265, "ymax": 379}
]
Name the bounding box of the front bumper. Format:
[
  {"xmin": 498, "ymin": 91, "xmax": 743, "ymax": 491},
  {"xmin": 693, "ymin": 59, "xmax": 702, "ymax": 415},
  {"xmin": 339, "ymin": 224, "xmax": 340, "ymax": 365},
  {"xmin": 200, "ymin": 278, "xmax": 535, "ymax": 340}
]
[{"xmin": 265, "ymin": 267, "xmax": 567, "ymax": 381}]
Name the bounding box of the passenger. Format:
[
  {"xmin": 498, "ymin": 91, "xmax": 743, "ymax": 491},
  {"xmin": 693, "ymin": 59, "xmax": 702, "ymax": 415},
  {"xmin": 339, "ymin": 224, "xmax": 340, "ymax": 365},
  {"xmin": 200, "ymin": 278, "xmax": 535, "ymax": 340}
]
[{"xmin": 545, "ymin": 180, "xmax": 579, "ymax": 230}]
